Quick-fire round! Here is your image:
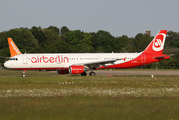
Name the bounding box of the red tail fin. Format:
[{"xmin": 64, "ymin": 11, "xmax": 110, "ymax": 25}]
[{"xmin": 143, "ymin": 30, "xmax": 167, "ymax": 54}]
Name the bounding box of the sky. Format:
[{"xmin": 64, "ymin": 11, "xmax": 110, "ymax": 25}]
[{"xmin": 0, "ymin": 0, "xmax": 179, "ymax": 37}]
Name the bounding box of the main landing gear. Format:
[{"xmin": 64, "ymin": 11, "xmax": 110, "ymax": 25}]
[
  {"xmin": 89, "ymin": 68, "xmax": 96, "ymax": 76},
  {"xmin": 22, "ymin": 70, "xmax": 26, "ymax": 77},
  {"xmin": 89, "ymin": 72, "xmax": 96, "ymax": 76},
  {"xmin": 81, "ymin": 72, "xmax": 87, "ymax": 76},
  {"xmin": 80, "ymin": 68, "xmax": 96, "ymax": 76},
  {"xmin": 80, "ymin": 71, "xmax": 96, "ymax": 76}
]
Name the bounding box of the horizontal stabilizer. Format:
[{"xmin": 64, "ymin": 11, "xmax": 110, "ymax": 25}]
[{"xmin": 153, "ymin": 54, "xmax": 174, "ymax": 59}]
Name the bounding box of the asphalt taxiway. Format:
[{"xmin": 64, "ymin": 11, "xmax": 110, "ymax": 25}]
[{"xmin": 88, "ymin": 70, "xmax": 179, "ymax": 76}]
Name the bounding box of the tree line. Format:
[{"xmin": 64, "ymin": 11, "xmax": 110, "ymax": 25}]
[{"xmin": 0, "ymin": 26, "xmax": 179, "ymax": 69}]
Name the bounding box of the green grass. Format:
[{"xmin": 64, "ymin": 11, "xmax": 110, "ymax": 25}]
[
  {"xmin": 0, "ymin": 69, "xmax": 179, "ymax": 120},
  {"xmin": 1, "ymin": 97, "xmax": 179, "ymax": 120}
]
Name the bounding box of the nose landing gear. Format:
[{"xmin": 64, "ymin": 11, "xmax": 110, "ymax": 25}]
[{"xmin": 22, "ymin": 70, "xmax": 26, "ymax": 77}]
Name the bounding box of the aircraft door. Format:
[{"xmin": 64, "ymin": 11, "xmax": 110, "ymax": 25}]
[
  {"xmin": 23, "ymin": 55, "xmax": 28, "ymax": 64},
  {"xmin": 141, "ymin": 54, "xmax": 146, "ymax": 63}
]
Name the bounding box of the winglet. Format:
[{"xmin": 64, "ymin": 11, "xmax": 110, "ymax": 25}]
[{"xmin": 7, "ymin": 38, "xmax": 22, "ymax": 57}]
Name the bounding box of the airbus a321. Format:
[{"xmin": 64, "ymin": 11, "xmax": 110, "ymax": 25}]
[{"xmin": 4, "ymin": 30, "xmax": 173, "ymax": 77}]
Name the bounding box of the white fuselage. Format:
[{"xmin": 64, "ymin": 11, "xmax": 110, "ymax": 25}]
[{"xmin": 4, "ymin": 53, "xmax": 141, "ymax": 70}]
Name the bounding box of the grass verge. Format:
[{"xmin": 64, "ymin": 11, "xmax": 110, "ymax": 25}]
[{"xmin": 0, "ymin": 69, "xmax": 179, "ymax": 120}]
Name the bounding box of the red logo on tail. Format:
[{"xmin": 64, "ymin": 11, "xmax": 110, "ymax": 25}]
[
  {"xmin": 154, "ymin": 39, "xmax": 162, "ymax": 48},
  {"xmin": 152, "ymin": 33, "xmax": 165, "ymax": 51}
]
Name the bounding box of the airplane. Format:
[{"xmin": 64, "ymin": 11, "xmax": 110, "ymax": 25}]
[{"xmin": 4, "ymin": 30, "xmax": 173, "ymax": 77}]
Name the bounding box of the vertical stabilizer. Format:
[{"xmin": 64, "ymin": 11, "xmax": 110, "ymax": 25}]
[
  {"xmin": 7, "ymin": 38, "xmax": 22, "ymax": 57},
  {"xmin": 143, "ymin": 30, "xmax": 167, "ymax": 54}
]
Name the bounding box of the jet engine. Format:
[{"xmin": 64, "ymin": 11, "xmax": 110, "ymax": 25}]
[{"xmin": 69, "ymin": 65, "xmax": 84, "ymax": 74}]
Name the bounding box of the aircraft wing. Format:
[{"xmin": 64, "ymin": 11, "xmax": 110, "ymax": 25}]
[
  {"xmin": 153, "ymin": 54, "xmax": 174, "ymax": 59},
  {"xmin": 72, "ymin": 59, "xmax": 122, "ymax": 68}
]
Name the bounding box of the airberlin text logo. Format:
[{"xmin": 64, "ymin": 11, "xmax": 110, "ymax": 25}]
[
  {"xmin": 152, "ymin": 33, "xmax": 166, "ymax": 51},
  {"xmin": 31, "ymin": 55, "xmax": 69, "ymax": 63},
  {"xmin": 11, "ymin": 42, "xmax": 21, "ymax": 55}
]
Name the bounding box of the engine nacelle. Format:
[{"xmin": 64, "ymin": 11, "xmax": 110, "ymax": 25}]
[
  {"xmin": 57, "ymin": 69, "xmax": 69, "ymax": 74},
  {"xmin": 69, "ymin": 65, "xmax": 84, "ymax": 74}
]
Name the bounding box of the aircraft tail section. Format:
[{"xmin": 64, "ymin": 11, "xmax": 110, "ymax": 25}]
[
  {"xmin": 7, "ymin": 38, "xmax": 22, "ymax": 57},
  {"xmin": 143, "ymin": 30, "xmax": 167, "ymax": 55}
]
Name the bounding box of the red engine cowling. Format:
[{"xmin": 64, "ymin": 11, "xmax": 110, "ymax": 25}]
[
  {"xmin": 57, "ymin": 69, "xmax": 69, "ymax": 74},
  {"xmin": 69, "ymin": 65, "xmax": 84, "ymax": 74}
]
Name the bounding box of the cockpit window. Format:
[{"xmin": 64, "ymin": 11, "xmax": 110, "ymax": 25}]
[{"xmin": 10, "ymin": 58, "xmax": 18, "ymax": 61}]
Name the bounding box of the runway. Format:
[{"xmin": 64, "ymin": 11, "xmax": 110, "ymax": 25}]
[{"xmin": 87, "ymin": 70, "xmax": 179, "ymax": 76}]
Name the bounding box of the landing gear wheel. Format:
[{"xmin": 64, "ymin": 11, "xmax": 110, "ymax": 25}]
[
  {"xmin": 89, "ymin": 72, "xmax": 96, "ymax": 76},
  {"xmin": 81, "ymin": 72, "xmax": 87, "ymax": 76},
  {"xmin": 22, "ymin": 74, "xmax": 26, "ymax": 77}
]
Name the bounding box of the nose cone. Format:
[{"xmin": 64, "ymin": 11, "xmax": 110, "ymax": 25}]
[{"xmin": 4, "ymin": 61, "xmax": 11, "ymax": 68}]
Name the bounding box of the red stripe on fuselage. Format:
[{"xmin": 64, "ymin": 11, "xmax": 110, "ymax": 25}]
[{"xmin": 101, "ymin": 53, "xmax": 168, "ymax": 69}]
